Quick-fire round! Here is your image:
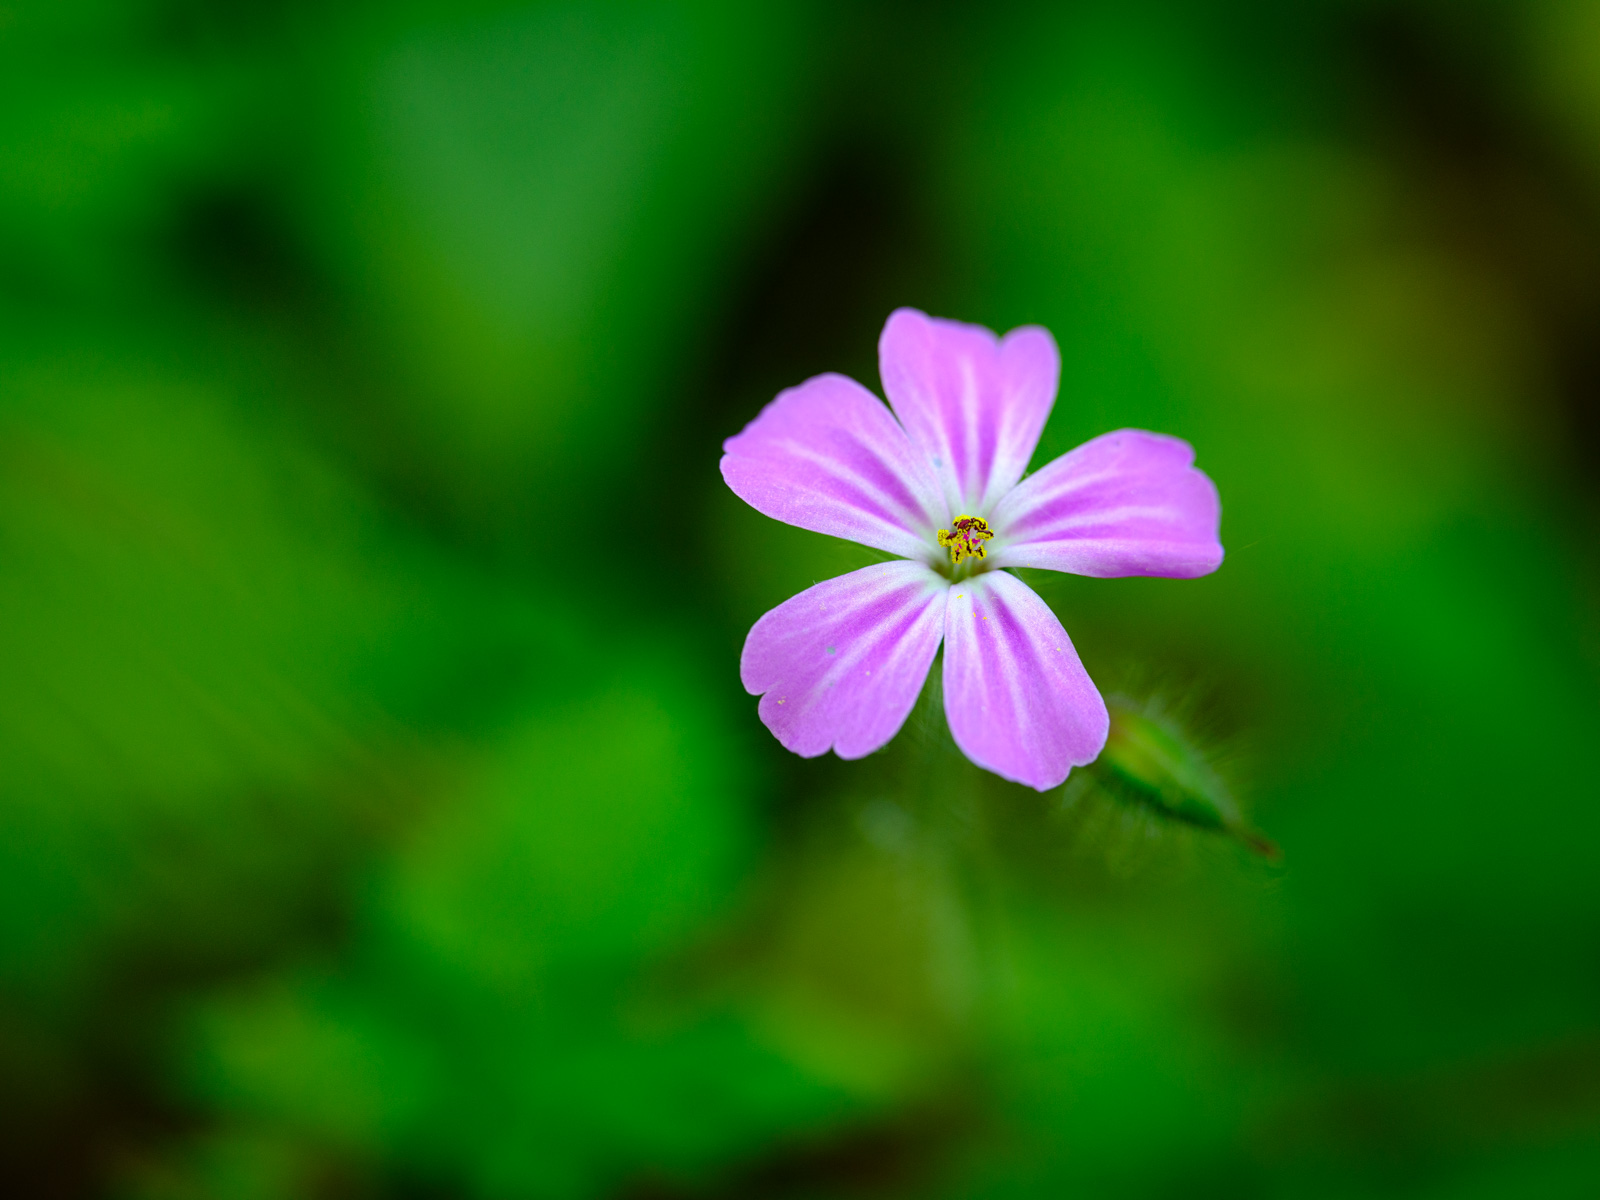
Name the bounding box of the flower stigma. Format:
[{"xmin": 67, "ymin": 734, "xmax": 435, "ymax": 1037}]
[{"xmin": 937, "ymin": 515, "xmax": 993, "ymax": 566}]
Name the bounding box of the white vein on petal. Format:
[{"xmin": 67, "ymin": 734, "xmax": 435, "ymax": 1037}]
[{"xmin": 775, "ymin": 437, "xmax": 936, "ymax": 548}]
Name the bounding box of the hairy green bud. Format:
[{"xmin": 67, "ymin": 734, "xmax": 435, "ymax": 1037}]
[{"xmin": 1089, "ymin": 698, "xmax": 1278, "ymax": 859}]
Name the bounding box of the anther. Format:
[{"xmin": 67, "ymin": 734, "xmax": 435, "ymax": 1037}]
[{"xmin": 937, "ymin": 515, "xmax": 993, "ymax": 565}]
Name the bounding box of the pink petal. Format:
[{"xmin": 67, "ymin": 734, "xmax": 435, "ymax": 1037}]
[
  {"xmin": 988, "ymin": 429, "xmax": 1224, "ymax": 579},
  {"xmin": 741, "ymin": 561, "xmax": 949, "ymax": 760},
  {"xmin": 942, "ymin": 570, "xmax": 1107, "ymax": 791},
  {"xmin": 721, "ymin": 373, "xmax": 946, "ymax": 560},
  {"xmin": 878, "ymin": 308, "xmax": 1059, "ymax": 518}
]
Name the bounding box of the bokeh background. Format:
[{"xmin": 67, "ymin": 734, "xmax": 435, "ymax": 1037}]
[{"xmin": 4, "ymin": 1, "xmax": 1600, "ymax": 1196}]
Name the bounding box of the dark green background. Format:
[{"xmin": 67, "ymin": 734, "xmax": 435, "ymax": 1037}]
[{"xmin": 3, "ymin": 1, "xmax": 1598, "ymax": 1196}]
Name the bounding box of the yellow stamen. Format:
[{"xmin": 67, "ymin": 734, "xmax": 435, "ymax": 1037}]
[{"xmin": 937, "ymin": 515, "xmax": 993, "ymax": 565}]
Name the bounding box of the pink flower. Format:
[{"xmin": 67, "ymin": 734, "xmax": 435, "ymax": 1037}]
[{"xmin": 720, "ymin": 309, "xmax": 1223, "ymax": 791}]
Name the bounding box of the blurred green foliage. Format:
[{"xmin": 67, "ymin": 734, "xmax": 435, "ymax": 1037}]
[{"xmin": 2, "ymin": 1, "xmax": 1599, "ymax": 1197}]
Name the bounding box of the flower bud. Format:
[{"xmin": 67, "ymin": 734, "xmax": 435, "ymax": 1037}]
[{"xmin": 1090, "ymin": 698, "xmax": 1278, "ymax": 859}]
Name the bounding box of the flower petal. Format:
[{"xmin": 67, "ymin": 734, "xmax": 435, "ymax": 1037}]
[
  {"xmin": 721, "ymin": 373, "xmax": 946, "ymax": 559},
  {"xmin": 878, "ymin": 307, "xmax": 1059, "ymax": 517},
  {"xmin": 741, "ymin": 561, "xmax": 948, "ymax": 760},
  {"xmin": 989, "ymin": 429, "xmax": 1223, "ymax": 578},
  {"xmin": 942, "ymin": 570, "xmax": 1107, "ymax": 791}
]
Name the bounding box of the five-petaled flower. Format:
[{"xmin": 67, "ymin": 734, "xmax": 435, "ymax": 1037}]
[{"xmin": 720, "ymin": 309, "xmax": 1223, "ymax": 791}]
